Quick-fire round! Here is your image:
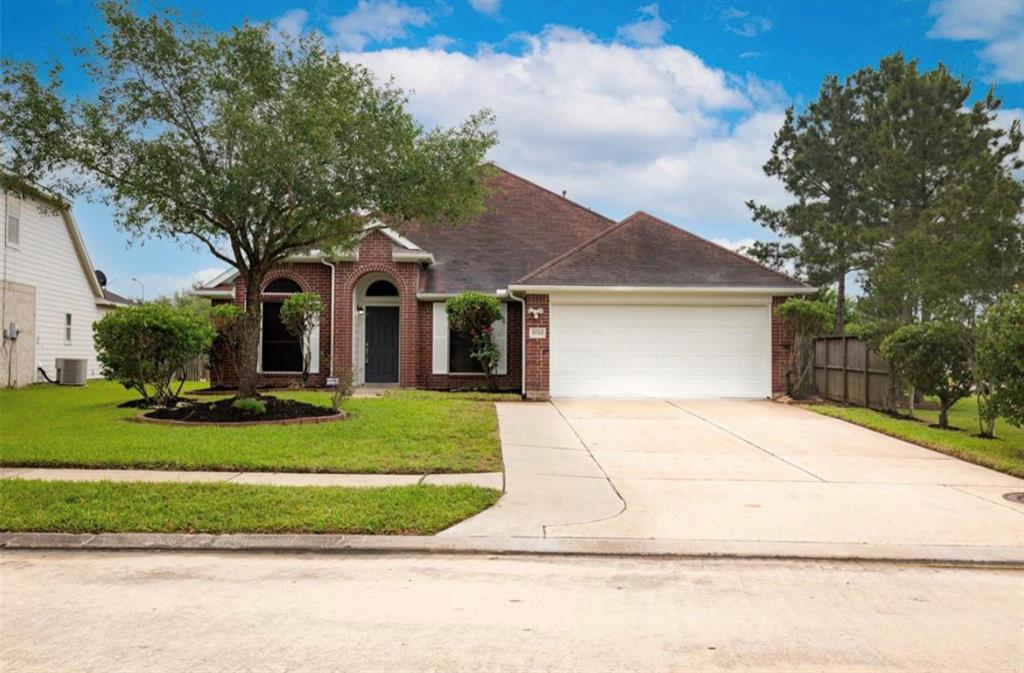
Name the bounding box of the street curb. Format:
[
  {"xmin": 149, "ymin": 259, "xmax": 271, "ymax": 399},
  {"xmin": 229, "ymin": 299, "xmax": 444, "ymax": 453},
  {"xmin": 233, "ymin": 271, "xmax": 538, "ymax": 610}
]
[{"xmin": 2, "ymin": 532, "xmax": 1021, "ymax": 567}]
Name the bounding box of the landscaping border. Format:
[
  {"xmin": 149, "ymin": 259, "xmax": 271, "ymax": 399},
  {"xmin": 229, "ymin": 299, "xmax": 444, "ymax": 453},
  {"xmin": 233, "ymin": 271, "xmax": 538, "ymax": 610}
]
[{"xmin": 134, "ymin": 410, "xmax": 347, "ymax": 428}]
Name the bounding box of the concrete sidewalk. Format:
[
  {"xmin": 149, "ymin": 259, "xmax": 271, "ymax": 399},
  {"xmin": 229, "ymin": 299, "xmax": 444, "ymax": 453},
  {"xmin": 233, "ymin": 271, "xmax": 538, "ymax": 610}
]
[{"xmin": 0, "ymin": 467, "xmax": 503, "ymax": 489}]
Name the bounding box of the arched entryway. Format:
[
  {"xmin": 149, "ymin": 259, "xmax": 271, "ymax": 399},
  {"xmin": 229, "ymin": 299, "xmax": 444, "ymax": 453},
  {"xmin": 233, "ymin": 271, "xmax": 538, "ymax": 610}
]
[{"xmin": 352, "ymin": 273, "xmax": 400, "ymax": 385}]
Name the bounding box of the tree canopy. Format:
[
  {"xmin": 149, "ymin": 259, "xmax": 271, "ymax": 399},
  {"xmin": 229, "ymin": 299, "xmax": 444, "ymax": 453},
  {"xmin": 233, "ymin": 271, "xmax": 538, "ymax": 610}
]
[
  {"xmin": 1, "ymin": 1, "xmax": 497, "ymax": 397},
  {"xmin": 749, "ymin": 53, "xmax": 1023, "ymax": 335}
]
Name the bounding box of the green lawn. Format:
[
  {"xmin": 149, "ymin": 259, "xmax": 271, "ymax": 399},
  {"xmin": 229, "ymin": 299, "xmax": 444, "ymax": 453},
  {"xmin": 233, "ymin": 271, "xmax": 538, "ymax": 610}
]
[
  {"xmin": 0, "ymin": 480, "xmax": 500, "ymax": 535},
  {"xmin": 810, "ymin": 397, "xmax": 1024, "ymax": 477},
  {"xmin": 0, "ymin": 381, "xmax": 506, "ymax": 473}
]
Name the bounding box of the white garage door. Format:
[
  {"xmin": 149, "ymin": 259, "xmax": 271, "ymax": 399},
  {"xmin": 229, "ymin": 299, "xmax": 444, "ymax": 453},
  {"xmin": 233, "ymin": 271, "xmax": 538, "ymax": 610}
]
[{"xmin": 550, "ymin": 303, "xmax": 771, "ymax": 398}]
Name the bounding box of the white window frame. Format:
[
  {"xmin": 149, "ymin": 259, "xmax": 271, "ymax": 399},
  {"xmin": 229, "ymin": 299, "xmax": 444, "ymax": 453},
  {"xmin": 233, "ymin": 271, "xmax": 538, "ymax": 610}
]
[
  {"xmin": 64, "ymin": 313, "xmax": 72, "ymax": 343},
  {"xmin": 6, "ymin": 195, "xmax": 21, "ymax": 248},
  {"xmin": 432, "ymin": 301, "xmax": 507, "ymax": 376}
]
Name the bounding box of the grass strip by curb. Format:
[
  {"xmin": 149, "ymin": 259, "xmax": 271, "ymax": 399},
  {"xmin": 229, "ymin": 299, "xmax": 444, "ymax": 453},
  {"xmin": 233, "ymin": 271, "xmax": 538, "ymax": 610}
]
[
  {"xmin": 0, "ymin": 480, "xmax": 501, "ymax": 535},
  {"xmin": 808, "ymin": 402, "xmax": 1024, "ymax": 478}
]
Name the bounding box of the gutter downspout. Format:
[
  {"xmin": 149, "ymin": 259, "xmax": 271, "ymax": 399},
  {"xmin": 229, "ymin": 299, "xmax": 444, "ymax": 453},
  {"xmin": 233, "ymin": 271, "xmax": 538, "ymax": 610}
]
[
  {"xmin": 503, "ymin": 288, "xmax": 527, "ymax": 399},
  {"xmin": 321, "ymin": 259, "xmax": 336, "ymax": 378}
]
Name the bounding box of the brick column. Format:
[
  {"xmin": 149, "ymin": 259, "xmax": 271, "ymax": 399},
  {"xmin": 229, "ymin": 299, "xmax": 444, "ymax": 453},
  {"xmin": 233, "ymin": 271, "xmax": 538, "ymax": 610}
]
[
  {"xmin": 523, "ymin": 294, "xmax": 550, "ymax": 400},
  {"xmin": 771, "ymin": 296, "xmax": 795, "ymax": 396}
]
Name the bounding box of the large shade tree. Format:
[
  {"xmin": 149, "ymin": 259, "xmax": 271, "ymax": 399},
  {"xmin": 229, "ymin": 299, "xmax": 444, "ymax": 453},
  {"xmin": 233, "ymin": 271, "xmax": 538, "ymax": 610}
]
[{"xmin": 0, "ymin": 1, "xmax": 496, "ymax": 398}]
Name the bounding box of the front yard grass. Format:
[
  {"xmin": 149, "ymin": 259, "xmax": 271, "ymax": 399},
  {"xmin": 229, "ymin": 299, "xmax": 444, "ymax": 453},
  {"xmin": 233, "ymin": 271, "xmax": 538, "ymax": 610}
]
[
  {"xmin": 810, "ymin": 397, "xmax": 1024, "ymax": 477},
  {"xmin": 0, "ymin": 381, "xmax": 505, "ymax": 473},
  {"xmin": 0, "ymin": 480, "xmax": 500, "ymax": 535}
]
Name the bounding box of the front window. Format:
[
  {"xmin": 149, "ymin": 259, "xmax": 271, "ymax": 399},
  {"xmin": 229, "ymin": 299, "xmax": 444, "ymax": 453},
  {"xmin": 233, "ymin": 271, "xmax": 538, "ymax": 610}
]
[
  {"xmin": 449, "ymin": 330, "xmax": 483, "ymax": 373},
  {"xmin": 64, "ymin": 313, "xmax": 72, "ymax": 342},
  {"xmin": 261, "ymin": 302, "xmax": 302, "ymax": 372},
  {"xmin": 6, "ymin": 195, "xmax": 21, "ymax": 246}
]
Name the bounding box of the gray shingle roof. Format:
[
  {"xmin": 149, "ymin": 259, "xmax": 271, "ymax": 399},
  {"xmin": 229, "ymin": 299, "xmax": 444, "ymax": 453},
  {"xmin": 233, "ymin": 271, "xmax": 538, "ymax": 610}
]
[{"xmin": 515, "ymin": 211, "xmax": 809, "ymax": 289}]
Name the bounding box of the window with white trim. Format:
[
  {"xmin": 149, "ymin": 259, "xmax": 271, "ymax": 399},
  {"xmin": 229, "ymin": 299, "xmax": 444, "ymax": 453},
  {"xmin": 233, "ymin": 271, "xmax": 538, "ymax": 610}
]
[
  {"xmin": 432, "ymin": 302, "xmax": 507, "ymax": 376},
  {"xmin": 6, "ymin": 195, "xmax": 21, "ymax": 247},
  {"xmin": 64, "ymin": 313, "xmax": 72, "ymax": 342}
]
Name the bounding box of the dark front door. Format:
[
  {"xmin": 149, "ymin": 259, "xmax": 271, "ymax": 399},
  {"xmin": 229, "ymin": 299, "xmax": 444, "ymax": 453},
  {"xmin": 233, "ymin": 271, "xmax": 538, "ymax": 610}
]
[{"xmin": 365, "ymin": 306, "xmax": 399, "ymax": 383}]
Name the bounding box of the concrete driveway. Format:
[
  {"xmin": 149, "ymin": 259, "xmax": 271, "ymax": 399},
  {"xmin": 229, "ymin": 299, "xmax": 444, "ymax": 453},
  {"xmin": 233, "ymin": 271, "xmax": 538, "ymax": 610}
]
[{"xmin": 445, "ymin": 398, "xmax": 1024, "ymax": 558}]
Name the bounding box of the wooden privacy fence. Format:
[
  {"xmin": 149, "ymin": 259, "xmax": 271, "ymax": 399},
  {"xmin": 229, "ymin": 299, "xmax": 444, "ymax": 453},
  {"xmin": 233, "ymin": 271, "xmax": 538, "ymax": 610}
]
[
  {"xmin": 179, "ymin": 355, "xmax": 209, "ymax": 382},
  {"xmin": 813, "ymin": 335, "xmax": 891, "ymax": 410}
]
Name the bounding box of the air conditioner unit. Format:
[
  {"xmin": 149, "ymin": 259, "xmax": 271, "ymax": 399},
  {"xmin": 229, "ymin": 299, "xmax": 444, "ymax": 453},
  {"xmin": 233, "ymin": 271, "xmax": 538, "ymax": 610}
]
[{"xmin": 55, "ymin": 358, "xmax": 88, "ymax": 386}]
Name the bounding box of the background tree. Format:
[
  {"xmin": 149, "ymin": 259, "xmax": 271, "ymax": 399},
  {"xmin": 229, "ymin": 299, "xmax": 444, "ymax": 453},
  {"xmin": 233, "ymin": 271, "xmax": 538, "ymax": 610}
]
[
  {"xmin": 975, "ymin": 289, "xmax": 1024, "ymax": 436},
  {"xmin": 93, "ymin": 303, "xmax": 215, "ymax": 407},
  {"xmin": 446, "ymin": 292, "xmax": 503, "ymax": 391},
  {"xmin": 856, "ymin": 55, "xmax": 1023, "ymax": 329},
  {"xmin": 880, "ymin": 322, "xmax": 973, "ymax": 429},
  {"xmin": 279, "ymin": 293, "xmax": 322, "ymax": 387},
  {"xmin": 747, "ymin": 72, "xmax": 879, "ymax": 333},
  {"xmin": 0, "ymin": 1, "xmax": 496, "ymax": 399}
]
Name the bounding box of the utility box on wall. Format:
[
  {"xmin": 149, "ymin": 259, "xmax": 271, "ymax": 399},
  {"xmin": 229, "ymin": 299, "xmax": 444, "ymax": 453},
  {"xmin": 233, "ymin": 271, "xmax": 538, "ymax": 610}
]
[{"xmin": 0, "ymin": 281, "xmax": 36, "ymax": 388}]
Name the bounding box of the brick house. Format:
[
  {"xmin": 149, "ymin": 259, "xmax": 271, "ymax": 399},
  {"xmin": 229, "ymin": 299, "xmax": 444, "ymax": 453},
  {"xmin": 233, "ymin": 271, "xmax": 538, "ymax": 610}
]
[{"xmin": 197, "ymin": 168, "xmax": 810, "ymax": 399}]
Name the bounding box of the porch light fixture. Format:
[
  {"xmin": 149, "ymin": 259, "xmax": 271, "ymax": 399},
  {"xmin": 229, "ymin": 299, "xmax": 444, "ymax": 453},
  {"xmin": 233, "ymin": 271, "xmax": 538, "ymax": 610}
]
[
  {"xmin": 527, "ymin": 307, "xmax": 545, "ymax": 320},
  {"xmin": 357, "ymin": 306, "xmax": 365, "ymax": 316}
]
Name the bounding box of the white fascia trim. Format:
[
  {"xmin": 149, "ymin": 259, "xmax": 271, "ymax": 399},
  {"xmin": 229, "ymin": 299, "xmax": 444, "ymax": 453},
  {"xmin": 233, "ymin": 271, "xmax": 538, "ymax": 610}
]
[
  {"xmin": 197, "ymin": 251, "xmax": 360, "ymax": 291},
  {"xmin": 507, "ymin": 284, "xmax": 817, "ymax": 295},
  {"xmin": 371, "ymin": 224, "xmax": 422, "ymax": 251},
  {"xmin": 416, "ymin": 291, "xmax": 507, "ymax": 300},
  {"xmin": 200, "ymin": 268, "xmax": 240, "ymax": 289},
  {"xmin": 392, "ymin": 250, "xmax": 434, "ymax": 263},
  {"xmin": 194, "ymin": 289, "xmax": 235, "ymax": 298},
  {"xmin": 61, "ymin": 208, "xmax": 105, "ymax": 299}
]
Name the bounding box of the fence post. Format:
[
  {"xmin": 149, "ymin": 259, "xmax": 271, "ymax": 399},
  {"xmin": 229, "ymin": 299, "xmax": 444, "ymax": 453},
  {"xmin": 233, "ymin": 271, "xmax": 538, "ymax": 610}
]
[
  {"xmin": 841, "ymin": 336, "xmax": 848, "ymax": 404},
  {"xmin": 863, "ymin": 342, "xmax": 871, "ymax": 409}
]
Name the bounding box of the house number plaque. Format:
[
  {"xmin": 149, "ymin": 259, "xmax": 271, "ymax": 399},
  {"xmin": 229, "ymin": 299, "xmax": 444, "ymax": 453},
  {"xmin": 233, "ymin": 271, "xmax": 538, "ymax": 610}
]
[{"xmin": 529, "ymin": 327, "xmax": 547, "ymax": 339}]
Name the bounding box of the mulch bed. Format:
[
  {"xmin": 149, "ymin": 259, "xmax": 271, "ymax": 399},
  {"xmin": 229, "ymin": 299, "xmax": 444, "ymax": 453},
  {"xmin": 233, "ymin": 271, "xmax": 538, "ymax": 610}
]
[{"xmin": 143, "ymin": 396, "xmax": 340, "ymax": 425}]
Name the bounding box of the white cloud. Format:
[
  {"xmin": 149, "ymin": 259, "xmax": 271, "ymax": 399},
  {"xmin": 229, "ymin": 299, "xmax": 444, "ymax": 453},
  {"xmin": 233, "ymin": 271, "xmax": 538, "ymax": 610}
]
[
  {"xmin": 345, "ymin": 26, "xmax": 789, "ymax": 225},
  {"xmin": 328, "ymin": 0, "xmax": 431, "ymax": 51},
  {"xmin": 616, "ymin": 4, "xmax": 671, "ymax": 46},
  {"xmin": 717, "ymin": 7, "xmax": 772, "ymax": 37},
  {"xmin": 711, "ymin": 237, "xmax": 756, "ymax": 252},
  {"xmin": 927, "ymin": 0, "xmax": 1024, "ymax": 82},
  {"xmin": 927, "ymin": 0, "xmax": 1022, "ymax": 40},
  {"xmin": 469, "ymin": 0, "xmax": 501, "ymax": 17},
  {"xmin": 274, "ymin": 8, "xmax": 308, "ymax": 40},
  {"xmin": 739, "ymin": 50, "xmax": 765, "ymax": 59},
  {"xmin": 112, "ymin": 267, "xmax": 223, "ymax": 301},
  {"xmin": 427, "ymin": 34, "xmax": 456, "ymax": 50}
]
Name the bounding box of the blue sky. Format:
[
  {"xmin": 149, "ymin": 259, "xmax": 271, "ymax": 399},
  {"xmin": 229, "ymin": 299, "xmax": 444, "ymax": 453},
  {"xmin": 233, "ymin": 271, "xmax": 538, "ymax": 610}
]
[{"xmin": 2, "ymin": 0, "xmax": 1022, "ymax": 299}]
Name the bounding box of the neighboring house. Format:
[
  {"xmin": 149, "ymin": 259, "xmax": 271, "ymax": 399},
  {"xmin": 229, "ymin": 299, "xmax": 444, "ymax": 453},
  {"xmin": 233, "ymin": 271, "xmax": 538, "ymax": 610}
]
[
  {"xmin": 198, "ymin": 168, "xmax": 812, "ymax": 399},
  {"xmin": 1, "ymin": 181, "xmax": 129, "ymax": 387}
]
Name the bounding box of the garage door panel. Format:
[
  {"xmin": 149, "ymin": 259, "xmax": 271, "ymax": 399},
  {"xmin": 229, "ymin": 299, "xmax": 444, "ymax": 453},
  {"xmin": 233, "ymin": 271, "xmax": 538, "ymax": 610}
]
[{"xmin": 550, "ymin": 304, "xmax": 770, "ymax": 398}]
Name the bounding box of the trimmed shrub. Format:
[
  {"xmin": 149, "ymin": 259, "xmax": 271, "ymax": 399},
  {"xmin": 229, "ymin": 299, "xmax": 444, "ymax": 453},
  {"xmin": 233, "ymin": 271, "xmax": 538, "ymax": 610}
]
[
  {"xmin": 230, "ymin": 398, "xmax": 266, "ymax": 415},
  {"xmin": 976, "ymin": 290, "xmax": 1024, "ymax": 435},
  {"xmin": 93, "ymin": 303, "xmax": 216, "ymax": 407},
  {"xmin": 279, "ymin": 293, "xmax": 323, "ymax": 386},
  {"xmin": 881, "ymin": 322, "xmax": 972, "ymax": 428},
  {"xmin": 446, "ymin": 292, "xmax": 503, "ymax": 390}
]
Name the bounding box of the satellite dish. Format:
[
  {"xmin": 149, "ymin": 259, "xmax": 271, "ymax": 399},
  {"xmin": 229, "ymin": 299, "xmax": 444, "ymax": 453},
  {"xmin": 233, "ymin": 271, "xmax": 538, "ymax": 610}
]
[{"xmin": 94, "ymin": 269, "xmax": 108, "ymax": 288}]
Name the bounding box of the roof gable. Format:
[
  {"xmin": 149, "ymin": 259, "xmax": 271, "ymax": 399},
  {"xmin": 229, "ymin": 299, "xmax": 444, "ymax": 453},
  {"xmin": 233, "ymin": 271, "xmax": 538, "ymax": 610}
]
[{"xmin": 517, "ymin": 211, "xmax": 809, "ymax": 290}]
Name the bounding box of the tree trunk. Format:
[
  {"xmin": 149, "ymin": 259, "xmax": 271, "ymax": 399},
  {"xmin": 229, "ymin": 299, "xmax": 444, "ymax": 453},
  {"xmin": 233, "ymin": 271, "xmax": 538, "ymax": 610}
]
[
  {"xmin": 907, "ymin": 386, "xmax": 916, "ymax": 418},
  {"xmin": 986, "ymin": 414, "xmax": 996, "ymax": 438},
  {"xmin": 835, "ymin": 271, "xmax": 846, "ymax": 335},
  {"xmin": 938, "ymin": 402, "xmax": 949, "ymax": 429},
  {"xmin": 237, "ymin": 275, "xmax": 264, "ymax": 399}
]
